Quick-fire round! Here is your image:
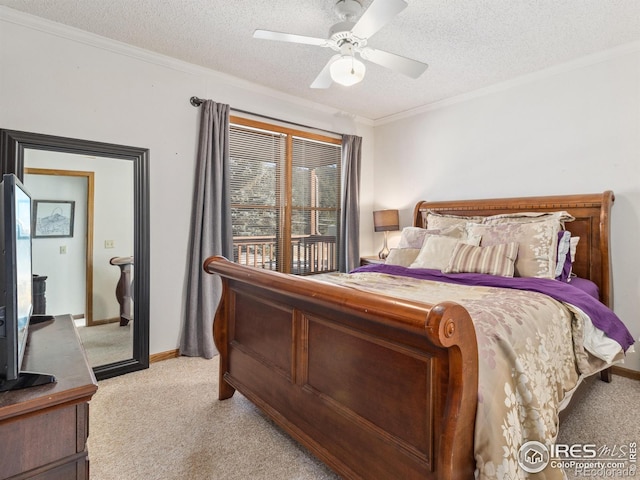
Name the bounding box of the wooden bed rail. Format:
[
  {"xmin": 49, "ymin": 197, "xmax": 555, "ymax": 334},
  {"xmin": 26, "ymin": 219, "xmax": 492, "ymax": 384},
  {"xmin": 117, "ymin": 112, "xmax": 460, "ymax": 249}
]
[
  {"xmin": 204, "ymin": 256, "xmax": 478, "ymax": 480},
  {"xmin": 206, "ymin": 255, "xmax": 468, "ymax": 333}
]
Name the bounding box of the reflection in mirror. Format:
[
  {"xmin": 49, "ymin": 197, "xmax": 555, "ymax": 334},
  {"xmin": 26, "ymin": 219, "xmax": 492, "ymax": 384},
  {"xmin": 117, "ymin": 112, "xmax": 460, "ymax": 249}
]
[
  {"xmin": 24, "ymin": 150, "xmax": 135, "ymax": 368},
  {"xmin": 0, "ymin": 129, "xmax": 149, "ymax": 380}
]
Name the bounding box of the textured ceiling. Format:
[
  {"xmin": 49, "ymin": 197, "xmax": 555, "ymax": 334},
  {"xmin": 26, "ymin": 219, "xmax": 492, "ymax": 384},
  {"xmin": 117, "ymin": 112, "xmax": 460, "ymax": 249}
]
[{"xmin": 2, "ymin": 0, "xmax": 639, "ymax": 121}]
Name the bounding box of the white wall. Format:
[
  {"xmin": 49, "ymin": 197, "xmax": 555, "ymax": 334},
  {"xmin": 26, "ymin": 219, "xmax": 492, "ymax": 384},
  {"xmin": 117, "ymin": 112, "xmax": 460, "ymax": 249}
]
[
  {"xmin": 373, "ymin": 47, "xmax": 640, "ymax": 370},
  {"xmin": 0, "ymin": 8, "xmax": 374, "ymax": 357}
]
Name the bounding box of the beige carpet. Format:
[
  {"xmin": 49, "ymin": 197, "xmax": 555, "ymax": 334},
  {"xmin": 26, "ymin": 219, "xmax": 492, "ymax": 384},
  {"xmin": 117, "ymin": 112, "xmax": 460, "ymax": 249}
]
[
  {"xmin": 88, "ymin": 356, "xmax": 639, "ymax": 479},
  {"xmin": 88, "ymin": 355, "xmax": 339, "ymax": 480},
  {"xmin": 558, "ymin": 372, "xmax": 640, "ymax": 480},
  {"xmin": 77, "ymin": 321, "xmax": 133, "ymax": 367}
]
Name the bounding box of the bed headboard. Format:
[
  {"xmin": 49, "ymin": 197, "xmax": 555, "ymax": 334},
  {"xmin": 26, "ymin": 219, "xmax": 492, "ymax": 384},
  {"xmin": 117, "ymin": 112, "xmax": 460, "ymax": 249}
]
[{"xmin": 413, "ymin": 192, "xmax": 615, "ymax": 307}]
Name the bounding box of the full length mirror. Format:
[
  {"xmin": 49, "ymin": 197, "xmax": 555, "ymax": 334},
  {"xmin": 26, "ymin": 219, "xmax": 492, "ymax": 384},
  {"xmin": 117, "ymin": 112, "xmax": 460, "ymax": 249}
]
[{"xmin": 0, "ymin": 129, "xmax": 149, "ymax": 380}]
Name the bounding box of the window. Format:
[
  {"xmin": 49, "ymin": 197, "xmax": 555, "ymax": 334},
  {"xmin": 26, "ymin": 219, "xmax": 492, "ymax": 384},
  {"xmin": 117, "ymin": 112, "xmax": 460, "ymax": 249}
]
[{"xmin": 229, "ymin": 117, "xmax": 341, "ymax": 275}]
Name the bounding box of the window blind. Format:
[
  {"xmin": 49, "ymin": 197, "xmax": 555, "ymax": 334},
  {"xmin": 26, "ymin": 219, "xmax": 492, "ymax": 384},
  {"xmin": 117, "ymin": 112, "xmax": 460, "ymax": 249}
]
[
  {"xmin": 229, "ymin": 125, "xmax": 285, "ymax": 270},
  {"xmin": 229, "ymin": 121, "xmax": 341, "ymax": 275},
  {"xmin": 291, "ymin": 137, "xmax": 341, "ymax": 274}
]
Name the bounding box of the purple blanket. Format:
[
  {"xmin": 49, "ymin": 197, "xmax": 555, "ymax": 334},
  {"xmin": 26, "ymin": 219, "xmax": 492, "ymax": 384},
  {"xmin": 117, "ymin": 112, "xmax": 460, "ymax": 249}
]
[{"xmin": 351, "ymin": 264, "xmax": 635, "ymax": 351}]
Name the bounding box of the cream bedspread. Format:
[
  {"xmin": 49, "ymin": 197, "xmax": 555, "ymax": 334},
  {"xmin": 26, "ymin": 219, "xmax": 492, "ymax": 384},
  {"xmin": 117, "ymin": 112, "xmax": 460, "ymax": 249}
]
[{"xmin": 313, "ymin": 271, "xmax": 609, "ymax": 480}]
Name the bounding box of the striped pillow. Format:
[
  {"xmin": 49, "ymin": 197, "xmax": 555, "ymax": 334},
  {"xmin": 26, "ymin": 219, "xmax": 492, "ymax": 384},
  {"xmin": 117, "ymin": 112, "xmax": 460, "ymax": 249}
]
[{"xmin": 442, "ymin": 242, "xmax": 519, "ymax": 277}]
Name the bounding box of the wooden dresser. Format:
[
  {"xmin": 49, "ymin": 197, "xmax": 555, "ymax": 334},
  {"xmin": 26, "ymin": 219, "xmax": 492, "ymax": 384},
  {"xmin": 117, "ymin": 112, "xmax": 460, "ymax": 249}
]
[{"xmin": 0, "ymin": 315, "xmax": 98, "ymax": 479}]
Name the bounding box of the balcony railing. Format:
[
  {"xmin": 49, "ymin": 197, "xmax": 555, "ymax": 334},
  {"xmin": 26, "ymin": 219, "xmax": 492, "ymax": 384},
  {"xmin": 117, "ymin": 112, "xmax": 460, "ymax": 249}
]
[{"xmin": 233, "ymin": 235, "xmax": 337, "ymax": 275}]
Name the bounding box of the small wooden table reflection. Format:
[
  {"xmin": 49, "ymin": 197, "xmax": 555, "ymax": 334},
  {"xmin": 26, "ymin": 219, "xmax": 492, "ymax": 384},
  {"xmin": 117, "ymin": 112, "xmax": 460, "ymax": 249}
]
[{"xmin": 109, "ymin": 256, "xmax": 134, "ymax": 326}]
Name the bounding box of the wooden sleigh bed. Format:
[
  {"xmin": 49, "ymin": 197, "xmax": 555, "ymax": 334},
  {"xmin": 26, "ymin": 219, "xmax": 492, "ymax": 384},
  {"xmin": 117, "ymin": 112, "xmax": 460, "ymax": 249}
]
[{"xmin": 204, "ymin": 191, "xmax": 627, "ymax": 480}]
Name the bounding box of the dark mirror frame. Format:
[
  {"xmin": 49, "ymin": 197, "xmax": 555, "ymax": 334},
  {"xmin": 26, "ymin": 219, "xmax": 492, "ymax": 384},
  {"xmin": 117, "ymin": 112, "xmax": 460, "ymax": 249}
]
[{"xmin": 0, "ymin": 129, "xmax": 150, "ymax": 380}]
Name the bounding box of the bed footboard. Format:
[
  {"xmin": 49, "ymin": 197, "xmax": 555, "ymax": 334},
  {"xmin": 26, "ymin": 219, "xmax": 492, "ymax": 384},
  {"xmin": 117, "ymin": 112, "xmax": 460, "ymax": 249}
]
[{"xmin": 205, "ymin": 256, "xmax": 478, "ymax": 480}]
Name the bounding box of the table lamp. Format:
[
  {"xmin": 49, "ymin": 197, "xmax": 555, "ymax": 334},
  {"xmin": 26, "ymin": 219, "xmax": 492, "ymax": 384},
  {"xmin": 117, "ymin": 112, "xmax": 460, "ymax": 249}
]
[{"xmin": 373, "ymin": 209, "xmax": 399, "ymax": 259}]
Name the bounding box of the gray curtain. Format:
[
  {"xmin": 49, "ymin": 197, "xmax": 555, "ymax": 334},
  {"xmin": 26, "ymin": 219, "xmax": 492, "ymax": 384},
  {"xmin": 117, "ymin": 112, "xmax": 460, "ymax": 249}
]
[
  {"xmin": 180, "ymin": 100, "xmax": 233, "ymax": 358},
  {"xmin": 338, "ymin": 135, "xmax": 362, "ymax": 272}
]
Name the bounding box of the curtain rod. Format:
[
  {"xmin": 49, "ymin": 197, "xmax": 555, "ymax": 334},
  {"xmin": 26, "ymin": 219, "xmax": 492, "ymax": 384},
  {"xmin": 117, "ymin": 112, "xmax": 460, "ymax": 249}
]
[{"xmin": 189, "ymin": 96, "xmax": 343, "ymax": 138}]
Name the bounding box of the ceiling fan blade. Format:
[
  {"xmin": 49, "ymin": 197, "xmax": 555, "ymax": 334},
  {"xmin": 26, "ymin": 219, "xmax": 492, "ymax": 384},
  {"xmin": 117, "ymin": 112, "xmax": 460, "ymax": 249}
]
[
  {"xmin": 351, "ymin": 0, "xmax": 408, "ymax": 39},
  {"xmin": 360, "ymin": 47, "xmax": 428, "ymax": 79},
  {"xmin": 253, "ymin": 29, "xmax": 328, "ymax": 47},
  {"xmin": 310, "ymin": 55, "xmax": 340, "ymax": 89}
]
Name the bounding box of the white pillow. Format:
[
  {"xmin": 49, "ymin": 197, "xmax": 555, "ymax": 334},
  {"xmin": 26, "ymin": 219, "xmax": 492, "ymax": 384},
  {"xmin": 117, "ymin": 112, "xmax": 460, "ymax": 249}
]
[
  {"xmin": 570, "ymin": 236, "xmax": 580, "ymax": 262},
  {"xmin": 396, "ymin": 224, "xmax": 468, "ymax": 249},
  {"xmin": 442, "ymin": 242, "xmax": 519, "ymax": 277},
  {"xmin": 409, "ymin": 234, "xmax": 481, "ymax": 270},
  {"xmin": 426, "ymin": 210, "xmax": 485, "ymax": 230},
  {"xmin": 555, "ymin": 231, "xmax": 571, "ymax": 278},
  {"xmin": 465, "ymin": 218, "xmax": 560, "ymax": 278},
  {"xmin": 482, "ymin": 210, "xmax": 575, "ymax": 226},
  {"xmin": 397, "ymin": 227, "xmax": 439, "ymax": 249},
  {"xmin": 384, "ymin": 248, "xmax": 420, "ymax": 267}
]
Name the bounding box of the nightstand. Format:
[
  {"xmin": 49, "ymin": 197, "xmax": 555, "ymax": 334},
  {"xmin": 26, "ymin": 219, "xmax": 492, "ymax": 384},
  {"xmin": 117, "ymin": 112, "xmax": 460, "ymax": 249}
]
[{"xmin": 360, "ymin": 256, "xmax": 386, "ymax": 266}]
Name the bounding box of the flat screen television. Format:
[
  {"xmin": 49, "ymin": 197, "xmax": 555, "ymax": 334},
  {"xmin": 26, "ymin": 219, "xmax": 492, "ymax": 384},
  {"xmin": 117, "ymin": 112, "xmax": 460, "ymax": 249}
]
[{"xmin": 0, "ymin": 173, "xmax": 55, "ymax": 391}]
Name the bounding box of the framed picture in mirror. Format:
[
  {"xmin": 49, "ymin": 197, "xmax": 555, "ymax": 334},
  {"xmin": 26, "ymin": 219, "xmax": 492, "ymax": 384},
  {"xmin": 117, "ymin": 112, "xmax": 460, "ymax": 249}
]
[{"xmin": 33, "ymin": 200, "xmax": 75, "ymax": 238}]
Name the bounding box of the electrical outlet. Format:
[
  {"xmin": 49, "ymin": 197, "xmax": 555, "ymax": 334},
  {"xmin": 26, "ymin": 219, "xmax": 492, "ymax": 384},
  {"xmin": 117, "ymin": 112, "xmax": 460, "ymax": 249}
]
[
  {"xmin": 60, "ymin": 245, "xmax": 67, "ymax": 254},
  {"xmin": 104, "ymin": 240, "xmax": 115, "ymax": 249}
]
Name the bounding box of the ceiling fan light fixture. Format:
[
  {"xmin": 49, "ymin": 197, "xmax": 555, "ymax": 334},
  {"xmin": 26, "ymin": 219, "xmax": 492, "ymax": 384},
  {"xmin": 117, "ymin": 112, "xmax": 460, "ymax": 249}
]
[
  {"xmin": 334, "ymin": 0, "xmax": 362, "ymax": 20},
  {"xmin": 330, "ymin": 55, "xmax": 366, "ymax": 86}
]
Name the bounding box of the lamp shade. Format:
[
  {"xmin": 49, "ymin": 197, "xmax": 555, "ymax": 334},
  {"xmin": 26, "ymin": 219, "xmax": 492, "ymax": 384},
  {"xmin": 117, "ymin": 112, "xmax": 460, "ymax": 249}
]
[
  {"xmin": 373, "ymin": 209, "xmax": 399, "ymax": 232},
  {"xmin": 330, "ymin": 55, "xmax": 366, "ymax": 86}
]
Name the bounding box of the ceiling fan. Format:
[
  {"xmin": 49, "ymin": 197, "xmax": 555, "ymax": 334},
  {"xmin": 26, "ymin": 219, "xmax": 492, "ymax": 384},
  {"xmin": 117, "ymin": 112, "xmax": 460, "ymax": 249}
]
[{"xmin": 253, "ymin": 0, "xmax": 428, "ymax": 88}]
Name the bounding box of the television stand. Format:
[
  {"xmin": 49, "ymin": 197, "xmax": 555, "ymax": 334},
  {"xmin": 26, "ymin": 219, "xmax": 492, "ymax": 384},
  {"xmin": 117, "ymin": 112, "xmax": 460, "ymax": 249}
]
[
  {"xmin": 0, "ymin": 370, "xmax": 55, "ymax": 392},
  {"xmin": 0, "ymin": 314, "xmax": 97, "ymax": 480}
]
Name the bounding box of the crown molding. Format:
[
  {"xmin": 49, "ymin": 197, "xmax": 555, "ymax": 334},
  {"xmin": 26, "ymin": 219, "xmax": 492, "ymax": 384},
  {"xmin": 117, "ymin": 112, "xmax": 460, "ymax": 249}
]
[
  {"xmin": 374, "ymin": 40, "xmax": 640, "ymax": 127},
  {"xmin": 4, "ymin": 5, "xmax": 635, "ymax": 129},
  {"xmin": 0, "ymin": 6, "xmax": 374, "ymax": 128}
]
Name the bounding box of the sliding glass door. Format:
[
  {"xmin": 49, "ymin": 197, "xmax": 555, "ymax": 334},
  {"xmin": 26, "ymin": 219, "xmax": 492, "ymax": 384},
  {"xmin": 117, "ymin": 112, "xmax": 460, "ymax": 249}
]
[{"xmin": 229, "ymin": 117, "xmax": 341, "ymax": 275}]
